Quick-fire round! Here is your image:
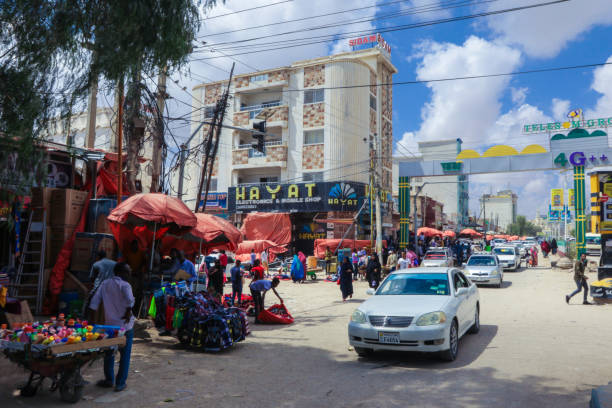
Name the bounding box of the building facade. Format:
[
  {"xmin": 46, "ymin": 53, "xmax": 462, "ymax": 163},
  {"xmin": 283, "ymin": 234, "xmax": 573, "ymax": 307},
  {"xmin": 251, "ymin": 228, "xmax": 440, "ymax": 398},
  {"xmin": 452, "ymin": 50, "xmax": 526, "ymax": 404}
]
[
  {"xmin": 178, "ymin": 46, "xmax": 397, "ymax": 249},
  {"xmin": 480, "ymin": 190, "xmax": 518, "ymax": 231}
]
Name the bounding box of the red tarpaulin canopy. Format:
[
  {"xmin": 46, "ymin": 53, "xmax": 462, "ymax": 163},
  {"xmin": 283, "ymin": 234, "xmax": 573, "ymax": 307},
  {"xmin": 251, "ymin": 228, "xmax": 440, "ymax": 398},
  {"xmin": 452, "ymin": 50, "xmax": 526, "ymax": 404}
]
[
  {"xmin": 313, "ymin": 239, "xmax": 387, "ymax": 259},
  {"xmin": 161, "ymin": 214, "xmax": 242, "ymax": 255},
  {"xmin": 107, "ymin": 193, "xmax": 196, "ymax": 252},
  {"xmin": 442, "ymin": 230, "xmax": 456, "ymax": 238},
  {"xmin": 235, "ymin": 240, "xmax": 287, "ymax": 263},
  {"xmin": 417, "ymin": 227, "xmax": 443, "ymax": 238},
  {"xmin": 240, "ymin": 212, "xmax": 291, "ymax": 245},
  {"xmin": 459, "ymin": 228, "xmax": 482, "ymax": 238}
]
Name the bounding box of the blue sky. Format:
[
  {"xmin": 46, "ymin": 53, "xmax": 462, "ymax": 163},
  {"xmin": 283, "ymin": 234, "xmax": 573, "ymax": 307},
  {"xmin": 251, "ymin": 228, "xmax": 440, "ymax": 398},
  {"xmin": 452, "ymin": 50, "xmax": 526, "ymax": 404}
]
[{"xmin": 169, "ymin": 0, "xmax": 612, "ymax": 218}]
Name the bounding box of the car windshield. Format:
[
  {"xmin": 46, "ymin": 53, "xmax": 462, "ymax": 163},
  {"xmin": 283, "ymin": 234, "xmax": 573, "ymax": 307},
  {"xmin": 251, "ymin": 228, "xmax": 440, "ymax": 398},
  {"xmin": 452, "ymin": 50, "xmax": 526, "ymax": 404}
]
[
  {"xmin": 468, "ymin": 256, "xmax": 496, "ymax": 266},
  {"xmin": 425, "ymin": 252, "xmax": 446, "ymax": 259},
  {"xmin": 494, "ymin": 247, "xmax": 515, "ymax": 255},
  {"xmin": 376, "ymin": 273, "xmax": 450, "ymax": 296}
]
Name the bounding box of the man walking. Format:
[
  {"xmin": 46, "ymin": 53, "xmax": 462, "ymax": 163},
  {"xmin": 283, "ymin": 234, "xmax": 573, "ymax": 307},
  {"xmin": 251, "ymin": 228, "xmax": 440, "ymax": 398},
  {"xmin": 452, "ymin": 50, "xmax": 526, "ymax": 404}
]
[
  {"xmin": 566, "ymin": 253, "xmax": 591, "ymax": 305},
  {"xmin": 230, "ymin": 260, "xmax": 243, "ymax": 306},
  {"xmin": 90, "ymin": 262, "xmax": 135, "ymax": 392}
]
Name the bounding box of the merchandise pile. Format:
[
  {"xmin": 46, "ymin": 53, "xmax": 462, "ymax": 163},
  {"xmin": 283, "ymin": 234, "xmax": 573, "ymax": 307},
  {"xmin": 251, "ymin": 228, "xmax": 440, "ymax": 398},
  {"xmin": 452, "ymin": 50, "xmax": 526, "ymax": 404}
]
[
  {"xmin": 149, "ymin": 283, "xmax": 250, "ymax": 352},
  {"xmin": 0, "ymin": 314, "xmax": 123, "ymax": 346}
]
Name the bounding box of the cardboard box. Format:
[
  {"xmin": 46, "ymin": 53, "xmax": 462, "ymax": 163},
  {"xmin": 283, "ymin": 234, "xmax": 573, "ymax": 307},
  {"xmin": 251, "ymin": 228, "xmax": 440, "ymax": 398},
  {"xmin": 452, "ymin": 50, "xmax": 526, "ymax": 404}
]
[
  {"xmin": 71, "ymin": 236, "xmax": 95, "ymax": 272},
  {"xmin": 49, "ymin": 225, "xmax": 77, "ymax": 262},
  {"xmin": 51, "ymin": 189, "xmax": 87, "ymax": 207},
  {"xmin": 51, "ymin": 203, "xmax": 85, "ymax": 227},
  {"xmin": 94, "ymin": 213, "xmax": 113, "ymax": 234},
  {"xmin": 31, "ymin": 187, "xmax": 58, "ymax": 209}
]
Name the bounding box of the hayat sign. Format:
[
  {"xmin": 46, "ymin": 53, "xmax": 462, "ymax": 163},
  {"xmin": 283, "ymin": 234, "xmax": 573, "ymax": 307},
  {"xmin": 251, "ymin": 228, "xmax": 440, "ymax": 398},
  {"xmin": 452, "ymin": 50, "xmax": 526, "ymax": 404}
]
[
  {"xmin": 523, "ymin": 117, "xmax": 612, "ymax": 134},
  {"xmin": 348, "ymin": 33, "xmax": 391, "ymax": 55},
  {"xmin": 228, "ymin": 181, "xmax": 365, "ymax": 213}
]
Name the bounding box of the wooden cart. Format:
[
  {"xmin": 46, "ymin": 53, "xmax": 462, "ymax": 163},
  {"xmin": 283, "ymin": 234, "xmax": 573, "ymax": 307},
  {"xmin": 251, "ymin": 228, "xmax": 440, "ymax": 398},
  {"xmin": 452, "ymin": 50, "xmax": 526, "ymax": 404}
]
[{"xmin": 1, "ymin": 337, "xmax": 126, "ymax": 403}]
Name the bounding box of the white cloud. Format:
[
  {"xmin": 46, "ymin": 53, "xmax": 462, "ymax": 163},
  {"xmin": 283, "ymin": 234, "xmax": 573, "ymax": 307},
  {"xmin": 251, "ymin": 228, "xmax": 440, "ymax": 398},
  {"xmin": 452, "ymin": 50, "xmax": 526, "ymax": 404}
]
[
  {"xmin": 551, "ymin": 98, "xmax": 571, "ymax": 121},
  {"xmin": 586, "ymin": 55, "xmax": 612, "ymax": 118},
  {"xmin": 484, "ymin": 0, "xmax": 612, "ymax": 58},
  {"xmin": 394, "ymin": 131, "xmax": 421, "ymax": 157},
  {"xmin": 487, "ymin": 103, "xmax": 551, "ymax": 146},
  {"xmin": 511, "ymin": 87, "xmax": 528, "ymax": 105},
  {"xmin": 412, "ymin": 36, "xmax": 522, "ymax": 145}
]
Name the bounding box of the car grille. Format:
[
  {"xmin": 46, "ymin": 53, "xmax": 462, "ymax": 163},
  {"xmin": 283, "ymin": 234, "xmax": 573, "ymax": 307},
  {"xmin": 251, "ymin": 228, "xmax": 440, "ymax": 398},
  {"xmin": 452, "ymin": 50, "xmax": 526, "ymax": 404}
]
[{"xmin": 368, "ymin": 315, "xmax": 414, "ymax": 328}]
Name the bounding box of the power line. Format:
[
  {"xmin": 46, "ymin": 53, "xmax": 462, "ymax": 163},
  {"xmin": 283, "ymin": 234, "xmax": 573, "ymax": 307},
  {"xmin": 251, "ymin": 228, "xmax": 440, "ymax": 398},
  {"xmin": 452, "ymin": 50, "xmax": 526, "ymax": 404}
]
[
  {"xmin": 198, "ymin": 0, "xmax": 473, "ymax": 38},
  {"xmin": 190, "ymin": 0, "xmax": 568, "ymax": 59},
  {"xmin": 200, "ymin": 0, "xmax": 294, "ymax": 21}
]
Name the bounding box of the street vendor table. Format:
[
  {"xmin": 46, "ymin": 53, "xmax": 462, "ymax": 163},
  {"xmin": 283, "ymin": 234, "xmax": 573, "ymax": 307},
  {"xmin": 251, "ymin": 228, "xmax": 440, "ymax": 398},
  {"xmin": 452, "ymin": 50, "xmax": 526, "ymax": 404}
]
[{"xmin": 1, "ymin": 336, "xmax": 126, "ymax": 403}]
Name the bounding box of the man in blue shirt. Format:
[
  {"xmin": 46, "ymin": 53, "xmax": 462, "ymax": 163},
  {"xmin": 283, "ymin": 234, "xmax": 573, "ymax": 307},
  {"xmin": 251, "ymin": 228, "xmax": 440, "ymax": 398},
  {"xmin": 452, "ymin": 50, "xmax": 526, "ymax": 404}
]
[
  {"xmin": 249, "ymin": 277, "xmax": 282, "ymax": 323},
  {"xmin": 176, "ymin": 251, "xmax": 196, "ymax": 289},
  {"xmin": 230, "ymin": 260, "xmax": 243, "ymax": 306}
]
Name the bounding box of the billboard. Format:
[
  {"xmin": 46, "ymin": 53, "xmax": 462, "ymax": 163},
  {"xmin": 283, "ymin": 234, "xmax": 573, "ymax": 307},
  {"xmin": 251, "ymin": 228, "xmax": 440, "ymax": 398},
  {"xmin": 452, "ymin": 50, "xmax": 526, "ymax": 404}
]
[
  {"xmin": 228, "ymin": 181, "xmax": 366, "ymax": 213},
  {"xmin": 551, "ymin": 188, "xmax": 564, "ymax": 211},
  {"xmin": 568, "ymin": 188, "xmax": 575, "ymax": 211},
  {"xmin": 199, "ymin": 192, "xmax": 227, "ymax": 210}
]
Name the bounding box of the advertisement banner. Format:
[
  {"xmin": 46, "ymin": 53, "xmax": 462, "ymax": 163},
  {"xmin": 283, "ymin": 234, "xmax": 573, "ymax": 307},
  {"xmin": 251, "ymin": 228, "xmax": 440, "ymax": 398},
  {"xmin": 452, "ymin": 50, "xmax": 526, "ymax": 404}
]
[
  {"xmin": 551, "ymin": 188, "xmax": 564, "ymax": 211},
  {"xmin": 200, "ymin": 192, "xmax": 227, "ymax": 210},
  {"xmin": 601, "ymin": 182, "xmax": 612, "ymax": 230},
  {"xmin": 568, "ymin": 188, "xmax": 575, "ymax": 211},
  {"xmin": 228, "ymin": 182, "xmax": 366, "ymax": 213}
]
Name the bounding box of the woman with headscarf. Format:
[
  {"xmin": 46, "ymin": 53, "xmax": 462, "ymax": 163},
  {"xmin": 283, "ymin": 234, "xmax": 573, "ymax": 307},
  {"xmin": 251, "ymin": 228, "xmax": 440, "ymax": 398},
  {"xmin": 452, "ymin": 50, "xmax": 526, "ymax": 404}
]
[
  {"xmin": 290, "ymin": 254, "xmax": 305, "ymax": 283},
  {"xmin": 338, "ymin": 256, "xmax": 354, "ymax": 301},
  {"xmin": 366, "ymin": 253, "xmax": 382, "ymax": 289},
  {"xmin": 297, "ymin": 251, "xmax": 307, "ymax": 283},
  {"xmin": 551, "ymin": 238, "xmax": 558, "ymax": 255}
]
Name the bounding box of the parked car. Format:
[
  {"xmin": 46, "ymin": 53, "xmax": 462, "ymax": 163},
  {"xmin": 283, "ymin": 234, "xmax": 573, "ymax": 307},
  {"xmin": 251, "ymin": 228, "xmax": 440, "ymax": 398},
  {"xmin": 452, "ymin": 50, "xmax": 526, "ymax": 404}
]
[
  {"xmin": 421, "ymin": 249, "xmax": 455, "ymax": 267},
  {"xmin": 463, "ymin": 254, "xmax": 503, "ymax": 288},
  {"xmin": 348, "ymin": 268, "xmax": 480, "ymax": 361},
  {"xmin": 512, "ymin": 242, "xmax": 527, "ymax": 259},
  {"xmin": 493, "ymin": 246, "xmax": 520, "ymax": 270}
]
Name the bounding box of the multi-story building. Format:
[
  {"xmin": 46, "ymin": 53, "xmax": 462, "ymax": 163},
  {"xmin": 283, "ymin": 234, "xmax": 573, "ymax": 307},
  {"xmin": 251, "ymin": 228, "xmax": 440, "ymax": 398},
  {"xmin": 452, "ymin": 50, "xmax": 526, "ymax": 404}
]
[
  {"xmin": 179, "ymin": 41, "xmax": 397, "ymax": 252},
  {"xmin": 480, "ymin": 190, "xmax": 518, "ymax": 231}
]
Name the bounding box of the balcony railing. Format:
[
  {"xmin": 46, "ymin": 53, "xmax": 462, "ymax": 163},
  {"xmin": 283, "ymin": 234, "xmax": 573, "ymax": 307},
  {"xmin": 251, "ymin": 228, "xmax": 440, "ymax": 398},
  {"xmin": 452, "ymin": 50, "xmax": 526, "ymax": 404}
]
[
  {"xmin": 240, "ymin": 101, "xmax": 281, "ymax": 119},
  {"xmin": 236, "ymin": 140, "xmax": 282, "ymax": 158}
]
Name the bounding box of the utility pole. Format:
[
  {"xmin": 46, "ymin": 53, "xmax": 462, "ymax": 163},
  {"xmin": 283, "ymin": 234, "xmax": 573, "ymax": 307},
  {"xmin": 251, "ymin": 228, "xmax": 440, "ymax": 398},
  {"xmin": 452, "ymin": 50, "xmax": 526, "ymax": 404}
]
[
  {"xmin": 85, "ymin": 75, "xmax": 98, "ymax": 149},
  {"xmin": 151, "ymin": 68, "xmax": 167, "ymax": 192},
  {"xmin": 116, "ymin": 79, "xmax": 124, "ymax": 204},
  {"xmin": 374, "ymin": 133, "xmax": 383, "ymax": 264}
]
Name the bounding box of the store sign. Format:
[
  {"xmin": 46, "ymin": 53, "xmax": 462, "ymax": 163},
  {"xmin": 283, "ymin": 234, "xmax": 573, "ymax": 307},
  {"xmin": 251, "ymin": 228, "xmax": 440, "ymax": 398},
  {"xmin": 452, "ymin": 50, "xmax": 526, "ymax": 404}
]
[
  {"xmin": 554, "ymin": 151, "xmax": 609, "ymax": 168},
  {"xmin": 228, "ymin": 182, "xmax": 366, "ymax": 213},
  {"xmin": 523, "ymin": 117, "xmax": 612, "ymax": 134},
  {"xmin": 349, "ymin": 33, "xmax": 391, "ymax": 55},
  {"xmin": 200, "ymin": 192, "xmax": 227, "ymax": 210},
  {"xmin": 551, "ymin": 188, "xmax": 564, "ymax": 211},
  {"xmin": 568, "ymin": 188, "xmax": 575, "ymax": 210},
  {"xmin": 601, "ymin": 183, "xmax": 612, "ymax": 231}
]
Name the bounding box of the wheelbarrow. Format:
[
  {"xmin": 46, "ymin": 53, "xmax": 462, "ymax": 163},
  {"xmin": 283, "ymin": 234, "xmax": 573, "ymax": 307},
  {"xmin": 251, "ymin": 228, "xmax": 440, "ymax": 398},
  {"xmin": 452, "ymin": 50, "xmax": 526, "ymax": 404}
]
[{"xmin": 1, "ymin": 337, "xmax": 125, "ymax": 403}]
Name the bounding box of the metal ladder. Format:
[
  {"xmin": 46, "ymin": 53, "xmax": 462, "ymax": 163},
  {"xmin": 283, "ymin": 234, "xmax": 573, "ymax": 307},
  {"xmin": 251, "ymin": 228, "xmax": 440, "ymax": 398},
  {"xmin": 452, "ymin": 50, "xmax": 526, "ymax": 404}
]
[{"xmin": 11, "ymin": 209, "xmax": 46, "ymax": 315}]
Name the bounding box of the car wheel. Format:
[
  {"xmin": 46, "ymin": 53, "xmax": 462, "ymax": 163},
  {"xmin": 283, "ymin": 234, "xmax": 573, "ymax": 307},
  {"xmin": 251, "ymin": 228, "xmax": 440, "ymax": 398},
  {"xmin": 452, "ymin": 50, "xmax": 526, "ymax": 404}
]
[
  {"xmin": 354, "ymin": 347, "xmax": 373, "ymax": 357},
  {"xmin": 440, "ymin": 320, "xmax": 459, "ymax": 362},
  {"xmin": 468, "ymin": 306, "xmax": 480, "ymax": 334},
  {"xmin": 497, "ymin": 278, "xmax": 502, "ymax": 288}
]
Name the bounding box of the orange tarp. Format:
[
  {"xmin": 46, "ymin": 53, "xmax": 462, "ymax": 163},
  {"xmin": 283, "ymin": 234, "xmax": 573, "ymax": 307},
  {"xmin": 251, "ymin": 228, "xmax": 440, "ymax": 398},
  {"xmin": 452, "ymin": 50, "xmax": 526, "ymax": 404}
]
[
  {"xmin": 460, "ymin": 228, "xmax": 482, "ymax": 238},
  {"xmin": 313, "ymin": 239, "xmax": 387, "ymax": 259},
  {"xmin": 240, "ymin": 212, "xmax": 291, "ymax": 245},
  {"xmin": 161, "ymin": 214, "xmax": 242, "ymax": 255},
  {"xmin": 235, "ymin": 240, "xmax": 287, "ymax": 263},
  {"xmin": 442, "ymin": 230, "xmax": 456, "ymax": 238},
  {"xmin": 417, "ymin": 227, "xmax": 443, "ymax": 238}
]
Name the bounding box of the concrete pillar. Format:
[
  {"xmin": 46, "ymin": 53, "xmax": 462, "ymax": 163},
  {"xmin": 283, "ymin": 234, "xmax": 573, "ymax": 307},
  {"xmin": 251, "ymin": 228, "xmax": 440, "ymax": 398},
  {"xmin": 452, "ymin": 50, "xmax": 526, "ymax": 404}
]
[
  {"xmin": 590, "ymin": 174, "xmax": 600, "ymax": 233},
  {"xmin": 574, "ymin": 165, "xmax": 586, "ymax": 256}
]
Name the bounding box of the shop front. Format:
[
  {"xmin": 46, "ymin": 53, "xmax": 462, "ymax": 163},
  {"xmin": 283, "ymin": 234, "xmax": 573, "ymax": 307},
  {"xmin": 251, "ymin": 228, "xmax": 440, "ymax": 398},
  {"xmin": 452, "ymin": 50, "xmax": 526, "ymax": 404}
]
[{"xmin": 228, "ymin": 181, "xmax": 367, "ymax": 255}]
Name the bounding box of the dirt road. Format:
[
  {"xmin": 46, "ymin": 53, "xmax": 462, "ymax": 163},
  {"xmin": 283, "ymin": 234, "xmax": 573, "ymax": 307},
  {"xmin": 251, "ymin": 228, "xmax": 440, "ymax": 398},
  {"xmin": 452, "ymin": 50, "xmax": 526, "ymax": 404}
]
[{"xmin": 1, "ymin": 256, "xmax": 610, "ymax": 407}]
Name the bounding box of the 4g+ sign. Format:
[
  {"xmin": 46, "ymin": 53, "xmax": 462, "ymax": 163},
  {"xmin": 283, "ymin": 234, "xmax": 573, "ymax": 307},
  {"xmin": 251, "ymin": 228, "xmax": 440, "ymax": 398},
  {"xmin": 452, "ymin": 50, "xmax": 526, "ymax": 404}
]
[{"xmin": 554, "ymin": 151, "xmax": 609, "ymax": 167}]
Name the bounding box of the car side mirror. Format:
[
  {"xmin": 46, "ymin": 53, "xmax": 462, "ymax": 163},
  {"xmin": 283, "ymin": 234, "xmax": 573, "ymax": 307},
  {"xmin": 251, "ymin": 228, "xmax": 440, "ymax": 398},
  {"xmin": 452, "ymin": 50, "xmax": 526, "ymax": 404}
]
[
  {"xmin": 366, "ymin": 288, "xmax": 375, "ymax": 296},
  {"xmin": 462, "ymin": 262, "xmax": 467, "ymax": 267},
  {"xmin": 456, "ymin": 287, "xmax": 468, "ymax": 297}
]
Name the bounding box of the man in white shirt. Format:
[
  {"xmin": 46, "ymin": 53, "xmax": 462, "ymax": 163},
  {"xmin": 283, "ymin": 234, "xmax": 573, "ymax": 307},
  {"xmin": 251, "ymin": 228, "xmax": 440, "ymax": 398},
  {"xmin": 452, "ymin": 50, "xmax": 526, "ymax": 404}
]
[
  {"xmin": 261, "ymin": 249, "xmax": 268, "ymax": 274},
  {"xmin": 90, "ymin": 262, "xmax": 135, "ymax": 392}
]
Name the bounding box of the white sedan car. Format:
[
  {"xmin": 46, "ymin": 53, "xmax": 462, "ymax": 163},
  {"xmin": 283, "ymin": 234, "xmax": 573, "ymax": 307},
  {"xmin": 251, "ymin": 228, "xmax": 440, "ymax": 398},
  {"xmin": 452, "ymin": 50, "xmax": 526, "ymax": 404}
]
[{"xmin": 348, "ymin": 268, "xmax": 480, "ymax": 361}]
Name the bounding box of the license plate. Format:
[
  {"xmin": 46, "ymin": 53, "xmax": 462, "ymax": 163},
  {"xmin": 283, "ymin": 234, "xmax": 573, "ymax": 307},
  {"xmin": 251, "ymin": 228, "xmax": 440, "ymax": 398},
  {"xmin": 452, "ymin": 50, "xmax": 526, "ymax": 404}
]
[
  {"xmin": 471, "ymin": 277, "xmax": 487, "ymax": 281},
  {"xmin": 378, "ymin": 332, "xmax": 400, "ymax": 344}
]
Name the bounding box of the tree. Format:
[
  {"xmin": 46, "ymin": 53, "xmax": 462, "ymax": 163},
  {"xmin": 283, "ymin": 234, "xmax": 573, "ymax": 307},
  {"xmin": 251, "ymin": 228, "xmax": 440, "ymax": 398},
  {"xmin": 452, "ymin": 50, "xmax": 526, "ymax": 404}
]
[
  {"xmin": 0, "ymin": 0, "xmax": 222, "ymax": 193},
  {"xmin": 507, "ymin": 215, "xmax": 542, "ymax": 236}
]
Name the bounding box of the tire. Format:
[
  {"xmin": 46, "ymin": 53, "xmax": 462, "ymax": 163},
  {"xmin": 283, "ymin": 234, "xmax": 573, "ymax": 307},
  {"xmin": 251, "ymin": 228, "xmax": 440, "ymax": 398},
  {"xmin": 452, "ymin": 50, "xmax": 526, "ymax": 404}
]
[
  {"xmin": 440, "ymin": 320, "xmax": 459, "ymax": 362},
  {"xmin": 310, "ymin": 273, "xmax": 317, "ymax": 281},
  {"xmin": 468, "ymin": 306, "xmax": 480, "ymax": 334},
  {"xmin": 59, "ymin": 370, "xmax": 84, "ymax": 404},
  {"xmin": 355, "ymin": 347, "xmax": 373, "ymax": 357},
  {"xmin": 20, "ymin": 384, "xmax": 38, "ymax": 397},
  {"xmin": 497, "ymin": 278, "xmax": 502, "ymax": 289}
]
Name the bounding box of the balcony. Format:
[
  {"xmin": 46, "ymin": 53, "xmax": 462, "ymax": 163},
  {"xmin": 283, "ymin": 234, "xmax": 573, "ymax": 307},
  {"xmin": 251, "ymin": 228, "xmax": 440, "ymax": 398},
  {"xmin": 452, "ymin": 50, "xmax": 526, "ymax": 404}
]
[
  {"xmin": 233, "ymin": 104, "xmax": 288, "ymax": 128},
  {"xmin": 234, "ymin": 70, "xmax": 289, "ymax": 91},
  {"xmin": 232, "ymin": 140, "xmax": 287, "ymax": 168}
]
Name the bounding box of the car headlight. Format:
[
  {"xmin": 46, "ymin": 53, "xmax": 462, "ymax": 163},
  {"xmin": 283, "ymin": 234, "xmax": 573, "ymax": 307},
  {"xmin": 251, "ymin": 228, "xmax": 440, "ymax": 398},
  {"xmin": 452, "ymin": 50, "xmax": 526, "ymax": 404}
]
[
  {"xmin": 490, "ymin": 269, "xmax": 499, "ymax": 275},
  {"xmin": 351, "ymin": 309, "xmax": 366, "ymax": 323},
  {"xmin": 416, "ymin": 311, "xmax": 447, "ymax": 326}
]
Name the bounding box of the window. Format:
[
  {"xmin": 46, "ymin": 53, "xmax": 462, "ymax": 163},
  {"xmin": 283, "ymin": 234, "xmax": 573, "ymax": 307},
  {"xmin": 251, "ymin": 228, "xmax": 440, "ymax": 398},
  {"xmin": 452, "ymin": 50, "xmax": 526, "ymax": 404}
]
[
  {"xmin": 259, "ymin": 176, "xmax": 279, "ymax": 183},
  {"xmin": 208, "ymin": 178, "xmax": 218, "ymax": 192},
  {"xmin": 370, "ymin": 95, "xmax": 377, "ymax": 111},
  {"xmin": 203, "ymin": 106, "xmax": 215, "ymax": 118},
  {"xmin": 251, "ymin": 74, "xmax": 268, "ymax": 82},
  {"xmin": 376, "ymin": 273, "xmax": 450, "ymax": 296},
  {"xmin": 303, "ymin": 172, "xmax": 324, "ymax": 182},
  {"xmin": 304, "ymin": 129, "xmax": 324, "ymax": 145},
  {"xmin": 467, "ymin": 256, "xmax": 496, "ymax": 266},
  {"xmin": 304, "ymin": 88, "xmax": 324, "ymax": 104}
]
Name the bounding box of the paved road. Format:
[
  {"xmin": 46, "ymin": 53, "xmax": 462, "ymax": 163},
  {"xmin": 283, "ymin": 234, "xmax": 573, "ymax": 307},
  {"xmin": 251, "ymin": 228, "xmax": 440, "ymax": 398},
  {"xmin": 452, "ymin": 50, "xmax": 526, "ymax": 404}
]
[{"xmin": 1, "ymin": 255, "xmax": 610, "ymax": 407}]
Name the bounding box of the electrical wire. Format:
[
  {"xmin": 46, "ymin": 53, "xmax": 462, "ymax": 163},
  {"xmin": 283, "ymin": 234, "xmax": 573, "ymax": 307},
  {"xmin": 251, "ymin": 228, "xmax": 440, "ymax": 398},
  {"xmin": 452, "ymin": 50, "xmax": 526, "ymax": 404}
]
[{"xmin": 200, "ymin": 0, "xmax": 294, "ymax": 21}]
